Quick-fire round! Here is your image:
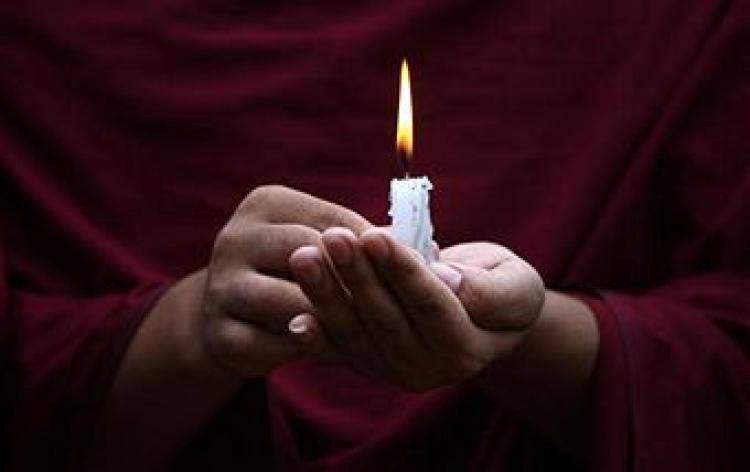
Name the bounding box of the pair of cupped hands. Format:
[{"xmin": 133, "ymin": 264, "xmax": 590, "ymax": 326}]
[{"xmin": 201, "ymin": 185, "xmax": 545, "ymax": 391}]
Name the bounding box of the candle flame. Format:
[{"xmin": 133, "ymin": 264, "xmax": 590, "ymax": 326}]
[{"xmin": 396, "ymin": 58, "xmax": 413, "ymax": 169}]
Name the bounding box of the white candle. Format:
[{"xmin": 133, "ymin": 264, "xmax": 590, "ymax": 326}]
[
  {"xmin": 389, "ymin": 176, "xmax": 435, "ymax": 262},
  {"xmin": 389, "ymin": 59, "xmax": 435, "ymax": 262}
]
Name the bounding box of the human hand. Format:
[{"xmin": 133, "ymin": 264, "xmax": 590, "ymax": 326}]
[
  {"xmin": 438, "ymin": 241, "xmax": 545, "ymax": 332},
  {"xmin": 288, "ymin": 229, "xmax": 545, "ymax": 391},
  {"xmin": 200, "ymin": 185, "xmax": 371, "ymax": 378}
]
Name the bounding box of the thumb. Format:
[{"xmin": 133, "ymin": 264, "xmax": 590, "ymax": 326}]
[{"xmin": 431, "ymin": 262, "xmax": 540, "ymax": 331}]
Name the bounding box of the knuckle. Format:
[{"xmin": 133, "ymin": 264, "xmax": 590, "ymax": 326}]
[
  {"xmin": 211, "ymin": 223, "xmax": 243, "ymax": 261},
  {"xmin": 202, "ymin": 285, "xmax": 224, "ymax": 320},
  {"xmin": 207, "ymin": 320, "xmax": 254, "ymax": 366},
  {"xmin": 246, "ymin": 285, "xmax": 282, "ymax": 316},
  {"xmin": 247, "ymin": 184, "xmax": 281, "ymax": 204},
  {"xmin": 316, "ymin": 202, "xmax": 369, "ymax": 233},
  {"xmin": 241, "ymin": 185, "xmax": 287, "ymax": 214},
  {"xmin": 204, "ymin": 272, "xmax": 233, "ymax": 312},
  {"xmin": 225, "ymin": 277, "xmax": 255, "ymax": 315},
  {"xmin": 207, "ymin": 274, "xmax": 259, "ymax": 319}
]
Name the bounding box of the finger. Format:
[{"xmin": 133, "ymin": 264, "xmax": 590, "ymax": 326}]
[
  {"xmin": 288, "ymin": 313, "xmax": 342, "ymax": 363},
  {"xmin": 239, "ymin": 185, "xmax": 373, "ymax": 235},
  {"xmin": 430, "ymin": 262, "xmax": 462, "ymax": 293},
  {"xmin": 205, "ymin": 317, "xmax": 299, "ymax": 376},
  {"xmin": 214, "ymin": 222, "xmax": 322, "ymax": 278},
  {"xmin": 244, "ymin": 224, "xmax": 322, "ymax": 277},
  {"xmin": 210, "ymin": 269, "xmax": 313, "ymax": 333},
  {"xmin": 359, "ymin": 228, "xmax": 469, "ymax": 347},
  {"xmin": 289, "ymin": 245, "xmax": 387, "ymax": 374},
  {"xmin": 439, "ymin": 242, "xmax": 515, "ymax": 270},
  {"xmin": 321, "ymin": 227, "xmax": 423, "ymax": 361}
]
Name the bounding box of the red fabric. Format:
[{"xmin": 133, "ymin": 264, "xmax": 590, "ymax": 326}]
[{"xmin": 1, "ymin": 0, "xmax": 749, "ymax": 470}]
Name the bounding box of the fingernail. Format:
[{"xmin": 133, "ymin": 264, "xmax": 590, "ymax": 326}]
[
  {"xmin": 289, "ymin": 315, "xmax": 308, "ymax": 334},
  {"xmin": 324, "ymin": 228, "xmax": 355, "ymax": 266},
  {"xmin": 292, "ymin": 247, "xmax": 322, "ymax": 285},
  {"xmin": 430, "ymin": 262, "xmax": 462, "ymax": 292},
  {"xmin": 362, "ymin": 229, "xmax": 390, "ymax": 263}
]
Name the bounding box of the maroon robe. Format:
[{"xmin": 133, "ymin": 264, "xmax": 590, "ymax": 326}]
[{"xmin": 1, "ymin": 1, "xmax": 748, "ymax": 470}]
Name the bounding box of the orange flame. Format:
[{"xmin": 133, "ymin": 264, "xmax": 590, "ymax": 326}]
[{"xmin": 396, "ymin": 58, "xmax": 413, "ymax": 170}]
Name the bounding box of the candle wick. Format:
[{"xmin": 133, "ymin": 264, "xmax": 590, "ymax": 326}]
[{"xmin": 397, "ymin": 148, "xmax": 411, "ymax": 179}]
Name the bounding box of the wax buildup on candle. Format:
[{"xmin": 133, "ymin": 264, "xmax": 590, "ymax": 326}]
[{"xmin": 389, "ymin": 176, "xmax": 434, "ymax": 262}]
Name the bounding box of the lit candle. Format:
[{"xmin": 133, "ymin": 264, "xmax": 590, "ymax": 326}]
[{"xmin": 389, "ymin": 59, "xmax": 435, "ymax": 262}]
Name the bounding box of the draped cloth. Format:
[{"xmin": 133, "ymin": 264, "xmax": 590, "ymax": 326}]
[{"xmin": 1, "ymin": 1, "xmax": 748, "ymax": 470}]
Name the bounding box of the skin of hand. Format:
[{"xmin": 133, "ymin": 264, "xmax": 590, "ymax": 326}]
[
  {"xmin": 287, "ymin": 227, "xmax": 546, "ymax": 391},
  {"xmin": 95, "ymin": 187, "xmax": 595, "ymax": 469},
  {"xmin": 200, "ymin": 185, "xmax": 372, "ymax": 378},
  {"xmin": 288, "ymin": 230, "xmax": 598, "ymax": 458},
  {"xmin": 91, "ymin": 185, "xmax": 371, "ymax": 470}
]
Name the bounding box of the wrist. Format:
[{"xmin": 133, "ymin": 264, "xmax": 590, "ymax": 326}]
[
  {"xmin": 480, "ymin": 290, "xmax": 597, "ymax": 378},
  {"xmin": 91, "ymin": 270, "xmax": 244, "ymax": 470},
  {"xmin": 154, "ymin": 269, "xmax": 244, "ymax": 389},
  {"xmin": 474, "ymin": 290, "xmax": 599, "ymax": 456}
]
